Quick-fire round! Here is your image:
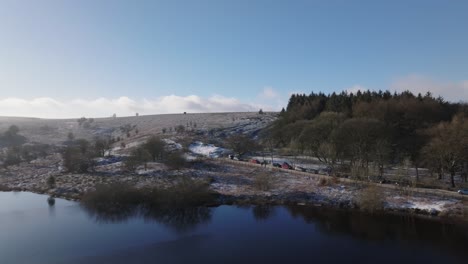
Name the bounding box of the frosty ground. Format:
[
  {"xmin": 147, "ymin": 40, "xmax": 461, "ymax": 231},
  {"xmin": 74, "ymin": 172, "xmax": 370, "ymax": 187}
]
[{"xmin": 0, "ymin": 112, "xmax": 467, "ymax": 222}]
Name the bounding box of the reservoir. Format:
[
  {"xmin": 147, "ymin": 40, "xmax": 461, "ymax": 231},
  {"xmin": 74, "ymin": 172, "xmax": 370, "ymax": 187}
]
[{"xmin": 0, "ymin": 192, "xmax": 467, "ymax": 264}]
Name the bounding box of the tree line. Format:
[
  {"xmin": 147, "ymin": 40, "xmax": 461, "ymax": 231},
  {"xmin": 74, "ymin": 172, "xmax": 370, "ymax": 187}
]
[{"xmin": 266, "ymin": 90, "xmax": 468, "ymax": 187}]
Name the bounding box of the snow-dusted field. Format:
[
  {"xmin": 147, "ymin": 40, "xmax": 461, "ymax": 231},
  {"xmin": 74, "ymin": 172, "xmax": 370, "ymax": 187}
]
[
  {"xmin": 1, "ymin": 112, "xmax": 467, "ymax": 220},
  {"xmin": 0, "ymin": 112, "xmax": 277, "ymax": 145}
]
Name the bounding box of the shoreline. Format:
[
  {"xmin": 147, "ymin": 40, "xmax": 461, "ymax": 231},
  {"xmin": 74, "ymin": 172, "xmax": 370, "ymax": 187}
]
[
  {"xmin": 1, "ymin": 157, "xmax": 466, "ymax": 224},
  {"xmin": 2, "ymin": 187, "xmax": 466, "ymax": 225}
]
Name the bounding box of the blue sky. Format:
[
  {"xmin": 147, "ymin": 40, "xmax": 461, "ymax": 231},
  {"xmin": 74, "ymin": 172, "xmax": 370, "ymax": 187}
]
[{"xmin": 0, "ymin": 0, "xmax": 467, "ymax": 117}]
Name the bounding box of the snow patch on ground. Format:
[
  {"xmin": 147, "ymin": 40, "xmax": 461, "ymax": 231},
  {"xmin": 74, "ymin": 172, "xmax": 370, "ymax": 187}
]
[
  {"xmin": 163, "ymin": 139, "xmax": 182, "ymax": 151},
  {"xmin": 409, "ymin": 201, "xmax": 449, "ymax": 211},
  {"xmin": 111, "ymin": 141, "xmax": 144, "ymax": 153},
  {"xmin": 250, "ymin": 156, "xmax": 329, "ymax": 170},
  {"xmin": 388, "ymin": 196, "xmax": 457, "ymax": 212},
  {"xmin": 189, "ymin": 141, "xmax": 228, "ymax": 158}
]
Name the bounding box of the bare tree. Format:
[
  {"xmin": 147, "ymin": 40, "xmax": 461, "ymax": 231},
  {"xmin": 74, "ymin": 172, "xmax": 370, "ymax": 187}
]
[
  {"xmin": 125, "ymin": 146, "xmax": 151, "ymax": 171},
  {"xmin": 226, "ymin": 134, "xmax": 260, "ymax": 158},
  {"xmin": 144, "ymin": 136, "xmax": 166, "ymax": 161},
  {"xmin": 94, "ymin": 137, "xmax": 112, "ymax": 157},
  {"xmin": 421, "ymin": 115, "xmax": 468, "ymax": 188}
]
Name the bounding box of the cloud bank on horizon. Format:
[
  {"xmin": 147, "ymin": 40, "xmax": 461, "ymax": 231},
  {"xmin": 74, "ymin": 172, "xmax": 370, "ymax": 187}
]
[
  {"xmin": 0, "ymin": 86, "xmax": 289, "ymax": 119},
  {"xmin": 1, "ymin": 76, "xmax": 467, "ymax": 119},
  {"xmin": 0, "ymin": 95, "xmax": 268, "ymax": 119}
]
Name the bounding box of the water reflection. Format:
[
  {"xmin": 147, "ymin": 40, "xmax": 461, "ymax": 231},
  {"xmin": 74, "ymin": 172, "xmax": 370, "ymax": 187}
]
[
  {"xmin": 252, "ymin": 205, "xmax": 276, "ymax": 221},
  {"xmin": 83, "ymin": 204, "xmax": 137, "ymax": 224},
  {"xmin": 286, "ymin": 205, "xmax": 468, "ymax": 254},
  {"xmin": 47, "ymin": 196, "xmax": 56, "ymax": 217},
  {"xmin": 83, "ymin": 205, "xmax": 213, "ymax": 233},
  {"xmin": 142, "ymin": 207, "xmax": 212, "ymax": 233},
  {"xmin": 2, "ymin": 191, "xmax": 468, "ymax": 264},
  {"xmin": 47, "ymin": 196, "xmax": 55, "ymax": 206}
]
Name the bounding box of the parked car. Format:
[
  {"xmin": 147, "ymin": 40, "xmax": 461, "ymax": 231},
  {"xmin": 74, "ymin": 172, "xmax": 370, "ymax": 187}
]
[
  {"xmin": 458, "ymin": 189, "xmax": 468, "ymax": 195},
  {"xmin": 282, "ymin": 162, "xmax": 293, "ymax": 169},
  {"xmin": 250, "ymin": 159, "xmax": 261, "ymax": 164},
  {"xmin": 233, "ymin": 156, "xmax": 244, "ymax": 161},
  {"xmin": 317, "ymin": 166, "xmax": 332, "ymax": 175},
  {"xmin": 272, "ymin": 163, "xmax": 282, "ymax": 168},
  {"xmin": 295, "ymin": 166, "xmax": 306, "ymax": 172}
]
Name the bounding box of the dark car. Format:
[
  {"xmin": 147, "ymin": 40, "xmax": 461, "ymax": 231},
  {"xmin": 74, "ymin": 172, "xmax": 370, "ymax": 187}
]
[
  {"xmin": 295, "ymin": 166, "xmax": 306, "ymax": 172},
  {"xmin": 272, "ymin": 163, "xmax": 282, "ymax": 168},
  {"xmin": 458, "ymin": 189, "xmax": 468, "ymax": 195},
  {"xmin": 233, "ymin": 156, "xmax": 244, "ymax": 161},
  {"xmin": 250, "ymin": 159, "xmax": 261, "ymax": 164}
]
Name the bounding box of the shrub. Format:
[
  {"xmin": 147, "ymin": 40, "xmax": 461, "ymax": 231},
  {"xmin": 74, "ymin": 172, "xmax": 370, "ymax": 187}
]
[
  {"xmin": 0, "ymin": 129, "xmax": 26, "ymax": 147},
  {"xmin": 253, "ymin": 171, "xmax": 276, "ymax": 191},
  {"xmin": 62, "ymin": 139, "xmax": 96, "ymax": 173},
  {"xmin": 124, "ymin": 146, "xmax": 151, "ymax": 171},
  {"xmin": 350, "ymin": 164, "xmax": 367, "ymax": 180},
  {"xmin": 144, "ymin": 136, "xmax": 166, "ymax": 161},
  {"xmin": 77, "ymin": 117, "xmax": 87, "ymax": 126},
  {"xmin": 147, "ymin": 177, "xmax": 215, "ymax": 208},
  {"xmin": 67, "ymin": 132, "xmax": 75, "ymax": 141},
  {"xmin": 94, "ymin": 137, "xmax": 112, "ymax": 157},
  {"xmin": 22, "ymin": 143, "xmax": 51, "ymax": 160},
  {"xmin": 175, "ymin": 125, "xmax": 185, "ymax": 134},
  {"xmin": 356, "ymin": 186, "xmax": 385, "ymax": 213},
  {"xmin": 0, "ymin": 184, "xmax": 11, "ymax": 191},
  {"xmin": 318, "ymin": 177, "xmax": 330, "ymax": 186},
  {"xmin": 165, "ymin": 152, "xmax": 186, "ymax": 170},
  {"xmin": 3, "ymin": 147, "xmax": 21, "ymax": 167},
  {"xmin": 47, "ymin": 176, "xmax": 56, "ymax": 189},
  {"xmin": 83, "ymin": 122, "xmax": 91, "ymax": 129},
  {"xmin": 331, "ymin": 176, "xmax": 340, "ymax": 184}
]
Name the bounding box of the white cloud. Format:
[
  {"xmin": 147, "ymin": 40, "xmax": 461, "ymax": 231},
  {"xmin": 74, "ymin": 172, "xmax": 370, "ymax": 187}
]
[
  {"xmin": 0, "ymin": 95, "xmax": 259, "ymax": 119},
  {"xmin": 390, "ymin": 74, "xmax": 468, "ymax": 102},
  {"xmin": 345, "ymin": 84, "xmax": 368, "ymax": 94},
  {"xmin": 259, "ymin": 87, "xmax": 279, "ymax": 99},
  {"xmin": 253, "ymin": 86, "xmax": 290, "ymax": 111}
]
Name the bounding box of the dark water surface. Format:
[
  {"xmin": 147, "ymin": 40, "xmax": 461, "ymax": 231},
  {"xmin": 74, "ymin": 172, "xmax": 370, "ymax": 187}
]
[{"xmin": 1, "ymin": 192, "xmax": 467, "ymax": 264}]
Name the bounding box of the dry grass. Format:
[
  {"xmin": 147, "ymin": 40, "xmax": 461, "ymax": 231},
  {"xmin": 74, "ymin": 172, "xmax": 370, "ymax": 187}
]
[
  {"xmin": 356, "ymin": 186, "xmax": 386, "ymax": 213},
  {"xmin": 350, "ymin": 164, "xmax": 367, "ymax": 181},
  {"xmin": 331, "ymin": 176, "xmax": 340, "ymax": 184},
  {"xmin": 0, "ymin": 184, "xmax": 11, "ymax": 191},
  {"xmin": 147, "ymin": 177, "xmax": 215, "ymax": 208},
  {"xmin": 463, "ymin": 204, "xmax": 468, "ymax": 220},
  {"xmin": 253, "ymin": 171, "xmax": 276, "ymax": 191},
  {"xmin": 318, "ymin": 177, "xmax": 330, "ymax": 186}
]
